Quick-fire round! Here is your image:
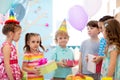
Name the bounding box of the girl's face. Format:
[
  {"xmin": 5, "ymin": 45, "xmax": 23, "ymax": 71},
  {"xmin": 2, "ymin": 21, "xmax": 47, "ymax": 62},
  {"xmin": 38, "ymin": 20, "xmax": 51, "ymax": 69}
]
[
  {"xmin": 28, "ymin": 36, "xmax": 40, "ymax": 51},
  {"xmin": 98, "ymin": 22, "xmax": 104, "ymax": 32},
  {"xmin": 13, "ymin": 28, "xmax": 22, "ymax": 42},
  {"xmin": 56, "ymin": 35, "xmax": 68, "ymax": 48},
  {"xmin": 87, "ymin": 26, "xmax": 99, "ymax": 38},
  {"xmin": 102, "ymin": 25, "xmax": 107, "ymax": 39}
]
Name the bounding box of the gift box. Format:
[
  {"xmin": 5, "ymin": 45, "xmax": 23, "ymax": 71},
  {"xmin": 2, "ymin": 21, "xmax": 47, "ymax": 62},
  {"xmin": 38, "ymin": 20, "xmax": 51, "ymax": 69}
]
[
  {"xmin": 63, "ymin": 59, "xmax": 79, "ymax": 67},
  {"xmin": 36, "ymin": 60, "xmax": 57, "ymax": 75}
]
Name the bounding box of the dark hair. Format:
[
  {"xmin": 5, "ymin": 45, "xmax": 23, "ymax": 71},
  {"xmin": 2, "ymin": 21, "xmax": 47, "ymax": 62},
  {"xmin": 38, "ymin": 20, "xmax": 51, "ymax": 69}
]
[
  {"xmin": 23, "ymin": 33, "xmax": 45, "ymax": 52},
  {"xmin": 99, "ymin": 15, "xmax": 114, "ymax": 22},
  {"xmin": 2, "ymin": 22, "xmax": 21, "ymax": 35},
  {"xmin": 104, "ymin": 19, "xmax": 120, "ymax": 54},
  {"xmin": 87, "ymin": 20, "xmax": 98, "ymax": 28}
]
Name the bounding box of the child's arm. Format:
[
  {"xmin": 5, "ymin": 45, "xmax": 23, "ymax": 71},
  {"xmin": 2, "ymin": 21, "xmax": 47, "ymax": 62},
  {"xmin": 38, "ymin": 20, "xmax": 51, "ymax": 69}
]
[
  {"xmin": 3, "ymin": 44, "xmax": 14, "ymax": 80},
  {"xmin": 78, "ymin": 52, "xmax": 82, "ymax": 73},
  {"xmin": 107, "ymin": 50, "xmax": 118, "ymax": 77},
  {"xmin": 22, "ymin": 62, "xmax": 40, "ymax": 75}
]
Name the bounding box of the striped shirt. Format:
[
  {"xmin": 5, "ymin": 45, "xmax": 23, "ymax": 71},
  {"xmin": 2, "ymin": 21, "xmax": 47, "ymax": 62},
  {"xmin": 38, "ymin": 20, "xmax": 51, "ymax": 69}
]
[{"xmin": 23, "ymin": 52, "xmax": 44, "ymax": 80}]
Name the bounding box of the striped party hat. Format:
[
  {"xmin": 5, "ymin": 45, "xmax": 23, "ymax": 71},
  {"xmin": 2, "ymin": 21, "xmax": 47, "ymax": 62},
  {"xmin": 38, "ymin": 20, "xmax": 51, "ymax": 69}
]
[{"xmin": 5, "ymin": 9, "xmax": 19, "ymax": 24}]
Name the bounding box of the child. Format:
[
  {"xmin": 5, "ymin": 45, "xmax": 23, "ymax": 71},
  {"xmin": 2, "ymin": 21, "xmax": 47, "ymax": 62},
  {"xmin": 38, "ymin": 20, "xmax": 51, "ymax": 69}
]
[
  {"xmin": 52, "ymin": 19, "xmax": 74, "ymax": 80},
  {"xmin": 22, "ymin": 33, "xmax": 45, "ymax": 80},
  {"xmin": 93, "ymin": 15, "xmax": 114, "ymax": 64},
  {"xmin": 78, "ymin": 20, "xmax": 100, "ymax": 80},
  {"xmin": 101, "ymin": 19, "xmax": 120, "ymax": 79},
  {"xmin": 0, "ymin": 10, "xmax": 22, "ymax": 80}
]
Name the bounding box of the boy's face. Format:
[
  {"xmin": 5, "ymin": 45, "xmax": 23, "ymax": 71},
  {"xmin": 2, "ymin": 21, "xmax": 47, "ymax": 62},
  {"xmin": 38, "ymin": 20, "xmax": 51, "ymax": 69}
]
[
  {"xmin": 56, "ymin": 35, "xmax": 69, "ymax": 48},
  {"xmin": 87, "ymin": 26, "xmax": 100, "ymax": 38}
]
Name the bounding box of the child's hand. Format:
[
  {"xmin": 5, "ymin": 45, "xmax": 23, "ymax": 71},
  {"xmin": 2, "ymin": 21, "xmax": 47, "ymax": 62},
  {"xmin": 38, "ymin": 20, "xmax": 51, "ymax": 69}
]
[
  {"xmin": 32, "ymin": 68, "xmax": 41, "ymax": 75},
  {"xmin": 93, "ymin": 56, "xmax": 102, "ymax": 64},
  {"xmin": 57, "ymin": 61, "xmax": 66, "ymax": 67}
]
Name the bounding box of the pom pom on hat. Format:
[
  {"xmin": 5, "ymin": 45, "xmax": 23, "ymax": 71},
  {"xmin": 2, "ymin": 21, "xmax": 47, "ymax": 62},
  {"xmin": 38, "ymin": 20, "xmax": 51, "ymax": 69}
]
[
  {"xmin": 58, "ymin": 19, "xmax": 67, "ymax": 32},
  {"xmin": 5, "ymin": 9, "xmax": 19, "ymax": 24}
]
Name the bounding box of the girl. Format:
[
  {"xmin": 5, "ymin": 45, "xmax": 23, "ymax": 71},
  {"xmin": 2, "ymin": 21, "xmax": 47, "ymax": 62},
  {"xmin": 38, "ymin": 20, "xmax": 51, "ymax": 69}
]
[
  {"xmin": 22, "ymin": 33, "xmax": 45, "ymax": 80},
  {"xmin": 0, "ymin": 13, "xmax": 22, "ymax": 79},
  {"xmin": 101, "ymin": 19, "xmax": 120, "ymax": 79}
]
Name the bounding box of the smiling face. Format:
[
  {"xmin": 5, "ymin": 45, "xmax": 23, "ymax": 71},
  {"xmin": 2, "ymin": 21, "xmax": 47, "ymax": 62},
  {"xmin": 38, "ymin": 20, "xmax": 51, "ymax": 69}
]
[
  {"xmin": 55, "ymin": 31, "xmax": 69, "ymax": 48},
  {"xmin": 27, "ymin": 35, "xmax": 41, "ymax": 52},
  {"xmin": 56, "ymin": 34, "xmax": 69, "ymax": 48}
]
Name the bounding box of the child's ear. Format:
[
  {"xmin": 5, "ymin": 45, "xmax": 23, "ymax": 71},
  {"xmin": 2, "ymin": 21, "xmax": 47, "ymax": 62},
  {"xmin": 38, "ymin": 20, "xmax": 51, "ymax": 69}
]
[{"xmin": 8, "ymin": 31, "xmax": 14, "ymax": 37}]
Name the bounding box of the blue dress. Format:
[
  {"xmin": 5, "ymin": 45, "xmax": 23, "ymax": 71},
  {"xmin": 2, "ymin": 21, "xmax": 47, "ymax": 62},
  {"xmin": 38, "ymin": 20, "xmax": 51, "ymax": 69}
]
[{"xmin": 101, "ymin": 45, "xmax": 120, "ymax": 80}]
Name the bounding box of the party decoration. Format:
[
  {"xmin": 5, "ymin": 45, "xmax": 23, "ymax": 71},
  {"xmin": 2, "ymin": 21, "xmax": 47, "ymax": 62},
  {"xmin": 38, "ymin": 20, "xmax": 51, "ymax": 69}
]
[
  {"xmin": 5, "ymin": 9, "xmax": 19, "ymax": 24},
  {"xmin": 0, "ymin": 0, "xmax": 15, "ymax": 14},
  {"xmin": 12, "ymin": 3, "xmax": 26, "ymax": 21},
  {"xmin": 45, "ymin": 23, "xmax": 49, "ymax": 27},
  {"xmin": 0, "ymin": 13, "xmax": 8, "ymax": 25},
  {"xmin": 83, "ymin": 0, "xmax": 102, "ymax": 17},
  {"xmin": 58, "ymin": 19, "xmax": 67, "ymax": 32},
  {"xmin": 66, "ymin": 73, "xmax": 93, "ymax": 80},
  {"xmin": 68, "ymin": 5, "xmax": 88, "ymax": 31}
]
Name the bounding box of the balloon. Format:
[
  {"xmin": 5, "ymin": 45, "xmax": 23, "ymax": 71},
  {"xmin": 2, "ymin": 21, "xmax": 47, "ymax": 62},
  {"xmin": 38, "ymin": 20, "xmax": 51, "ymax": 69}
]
[
  {"xmin": 0, "ymin": 0, "xmax": 15, "ymax": 14},
  {"xmin": 83, "ymin": 0, "xmax": 102, "ymax": 17},
  {"xmin": 12, "ymin": 3, "xmax": 26, "ymax": 21},
  {"xmin": 68, "ymin": 5, "xmax": 88, "ymax": 31}
]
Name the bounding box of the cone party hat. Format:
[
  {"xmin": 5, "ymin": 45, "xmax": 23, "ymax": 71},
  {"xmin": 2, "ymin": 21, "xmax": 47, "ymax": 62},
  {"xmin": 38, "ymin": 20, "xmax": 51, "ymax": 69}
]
[
  {"xmin": 5, "ymin": 9, "xmax": 19, "ymax": 24},
  {"xmin": 58, "ymin": 19, "xmax": 67, "ymax": 32}
]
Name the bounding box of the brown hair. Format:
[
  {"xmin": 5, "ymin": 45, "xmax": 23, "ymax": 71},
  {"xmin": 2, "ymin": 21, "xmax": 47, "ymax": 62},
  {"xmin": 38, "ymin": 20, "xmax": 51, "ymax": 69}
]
[
  {"xmin": 104, "ymin": 19, "xmax": 120, "ymax": 54},
  {"xmin": 87, "ymin": 20, "xmax": 98, "ymax": 28},
  {"xmin": 23, "ymin": 33, "xmax": 45, "ymax": 52},
  {"xmin": 2, "ymin": 22, "xmax": 21, "ymax": 35},
  {"xmin": 55, "ymin": 30, "xmax": 69, "ymax": 42}
]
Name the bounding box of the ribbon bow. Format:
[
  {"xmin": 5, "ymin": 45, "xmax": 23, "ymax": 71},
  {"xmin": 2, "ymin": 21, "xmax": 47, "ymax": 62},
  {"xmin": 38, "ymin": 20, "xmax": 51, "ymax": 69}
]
[{"xmin": 38, "ymin": 58, "xmax": 47, "ymax": 66}]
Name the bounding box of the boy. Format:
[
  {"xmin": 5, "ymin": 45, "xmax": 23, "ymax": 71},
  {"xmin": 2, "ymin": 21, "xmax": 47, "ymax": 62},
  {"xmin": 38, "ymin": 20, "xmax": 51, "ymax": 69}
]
[{"xmin": 78, "ymin": 20, "xmax": 100, "ymax": 80}]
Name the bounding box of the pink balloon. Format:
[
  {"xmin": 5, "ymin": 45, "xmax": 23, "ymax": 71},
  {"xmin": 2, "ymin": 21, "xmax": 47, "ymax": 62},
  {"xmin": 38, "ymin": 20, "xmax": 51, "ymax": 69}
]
[{"xmin": 68, "ymin": 5, "xmax": 88, "ymax": 31}]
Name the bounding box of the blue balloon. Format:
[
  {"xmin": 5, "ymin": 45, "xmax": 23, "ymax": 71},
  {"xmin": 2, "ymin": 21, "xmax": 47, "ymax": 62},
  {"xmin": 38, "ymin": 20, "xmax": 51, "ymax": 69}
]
[{"xmin": 12, "ymin": 3, "xmax": 26, "ymax": 21}]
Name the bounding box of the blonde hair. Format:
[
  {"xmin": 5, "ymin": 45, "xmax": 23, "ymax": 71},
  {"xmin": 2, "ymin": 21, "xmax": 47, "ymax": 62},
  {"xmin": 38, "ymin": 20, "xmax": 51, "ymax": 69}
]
[{"xmin": 55, "ymin": 30, "xmax": 69, "ymax": 42}]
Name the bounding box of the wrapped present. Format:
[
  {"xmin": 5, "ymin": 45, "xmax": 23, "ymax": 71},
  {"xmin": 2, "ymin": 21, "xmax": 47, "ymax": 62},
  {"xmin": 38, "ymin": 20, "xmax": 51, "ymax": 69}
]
[
  {"xmin": 63, "ymin": 59, "xmax": 78, "ymax": 67},
  {"xmin": 36, "ymin": 60, "xmax": 57, "ymax": 75}
]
